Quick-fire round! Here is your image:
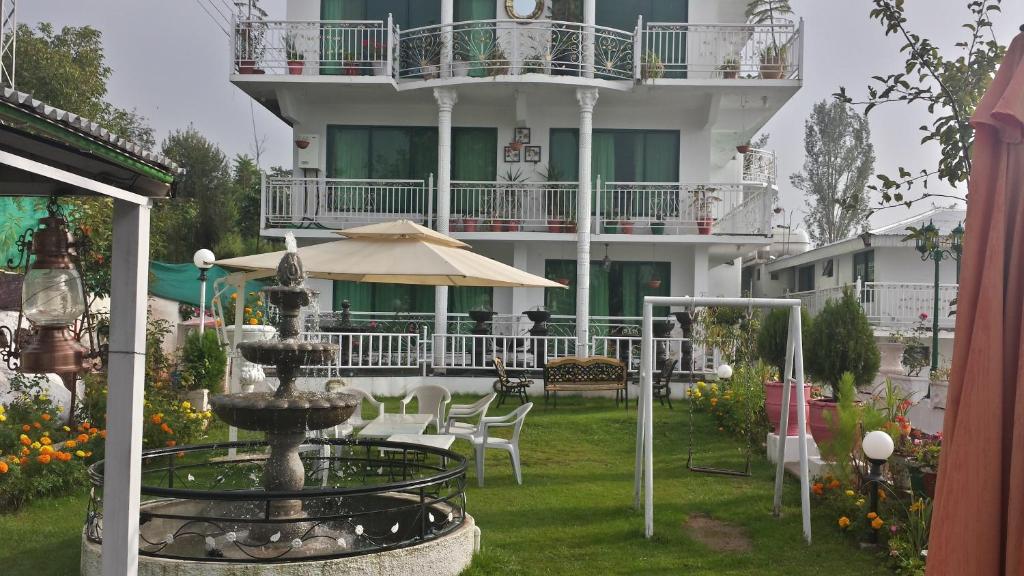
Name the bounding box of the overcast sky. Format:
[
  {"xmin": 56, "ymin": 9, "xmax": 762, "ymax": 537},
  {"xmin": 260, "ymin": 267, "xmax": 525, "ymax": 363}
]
[{"xmin": 18, "ymin": 0, "xmax": 1024, "ymax": 230}]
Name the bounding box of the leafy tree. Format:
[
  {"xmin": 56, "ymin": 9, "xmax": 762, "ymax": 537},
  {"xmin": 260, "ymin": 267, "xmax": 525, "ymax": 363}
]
[
  {"xmin": 756, "ymin": 306, "xmax": 812, "ymax": 379},
  {"xmin": 805, "ymin": 288, "xmax": 880, "ymax": 399},
  {"xmin": 834, "ymin": 0, "xmax": 1007, "ymax": 210},
  {"xmin": 790, "ymin": 100, "xmax": 875, "ymax": 245}
]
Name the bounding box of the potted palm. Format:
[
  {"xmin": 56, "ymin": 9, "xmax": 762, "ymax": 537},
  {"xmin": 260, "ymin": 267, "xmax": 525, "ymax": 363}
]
[
  {"xmin": 285, "ymin": 33, "xmax": 304, "ymax": 75},
  {"xmin": 499, "ymin": 166, "xmax": 526, "ymax": 231},
  {"xmin": 759, "ymin": 45, "xmax": 788, "ymax": 79},
  {"xmin": 641, "ymin": 50, "xmax": 665, "ymax": 80},
  {"xmin": 692, "ymin": 186, "xmax": 720, "ymax": 235},
  {"xmin": 718, "ymin": 56, "xmax": 740, "ymax": 79}
]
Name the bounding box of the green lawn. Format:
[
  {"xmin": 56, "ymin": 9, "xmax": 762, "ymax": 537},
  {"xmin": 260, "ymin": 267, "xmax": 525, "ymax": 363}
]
[{"xmin": 0, "ymin": 395, "xmax": 881, "ymax": 575}]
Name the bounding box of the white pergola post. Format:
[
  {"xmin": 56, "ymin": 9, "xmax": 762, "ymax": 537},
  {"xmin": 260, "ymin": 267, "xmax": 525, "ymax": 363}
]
[
  {"xmin": 635, "ymin": 296, "xmax": 812, "ymax": 544},
  {"xmin": 575, "ymin": 87, "xmax": 598, "ymax": 357},
  {"xmin": 434, "ymin": 87, "xmax": 458, "ymax": 364},
  {"xmin": 102, "ymin": 199, "xmax": 152, "ymax": 576}
]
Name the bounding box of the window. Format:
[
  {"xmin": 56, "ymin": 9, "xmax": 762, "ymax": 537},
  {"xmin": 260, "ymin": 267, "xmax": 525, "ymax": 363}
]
[
  {"xmin": 326, "ymin": 126, "xmax": 438, "ymax": 181},
  {"xmin": 853, "ymin": 251, "xmax": 875, "ymax": 283},
  {"xmin": 796, "ymin": 265, "xmax": 815, "ymax": 292},
  {"xmin": 544, "ymin": 259, "xmax": 671, "ymax": 318},
  {"xmin": 321, "ymin": 0, "xmax": 441, "ymax": 28},
  {"xmin": 822, "ymin": 259, "xmax": 834, "ymax": 277},
  {"xmin": 596, "ymin": 0, "xmax": 687, "ymax": 32},
  {"xmin": 756, "ymin": 267, "xmax": 762, "ymax": 281},
  {"xmin": 770, "ymin": 271, "xmax": 779, "ymax": 281}
]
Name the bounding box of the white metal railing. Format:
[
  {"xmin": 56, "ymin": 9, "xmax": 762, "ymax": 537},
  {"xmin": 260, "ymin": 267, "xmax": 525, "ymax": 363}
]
[
  {"xmin": 233, "ymin": 19, "xmax": 393, "ymax": 76},
  {"xmin": 642, "ymin": 21, "xmax": 802, "ymax": 80},
  {"xmin": 397, "ymin": 19, "xmax": 635, "ymax": 80},
  {"xmin": 263, "ymin": 176, "xmax": 432, "ymax": 229},
  {"xmin": 742, "ymin": 148, "xmax": 777, "ymax": 185},
  {"xmin": 451, "ymin": 181, "xmax": 578, "ymax": 231},
  {"xmin": 302, "ymin": 331, "xmax": 421, "ymax": 373},
  {"xmin": 791, "ymin": 282, "xmax": 959, "ymax": 329},
  {"xmin": 590, "ymin": 336, "xmax": 705, "ymax": 373},
  {"xmin": 433, "ymin": 333, "xmax": 578, "ymax": 370},
  {"xmin": 597, "ymin": 181, "xmax": 776, "ymax": 236}
]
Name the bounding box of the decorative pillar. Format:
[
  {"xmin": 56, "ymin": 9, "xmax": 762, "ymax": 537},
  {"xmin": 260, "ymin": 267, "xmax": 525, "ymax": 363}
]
[
  {"xmin": 583, "ymin": 0, "xmax": 596, "ymax": 78},
  {"xmin": 575, "ymin": 87, "xmax": 599, "ymax": 357},
  {"xmin": 441, "ymin": 0, "xmax": 454, "ymax": 78},
  {"xmin": 434, "ymin": 87, "xmax": 458, "ymax": 365}
]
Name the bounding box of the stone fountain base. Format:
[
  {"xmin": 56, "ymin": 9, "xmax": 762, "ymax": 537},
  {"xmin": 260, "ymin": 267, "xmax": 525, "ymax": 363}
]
[{"xmin": 81, "ymin": 510, "xmax": 478, "ymax": 576}]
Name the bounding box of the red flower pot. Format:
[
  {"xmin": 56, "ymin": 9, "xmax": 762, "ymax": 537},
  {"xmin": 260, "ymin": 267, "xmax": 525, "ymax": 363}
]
[
  {"xmin": 287, "ymin": 60, "xmax": 304, "ymax": 75},
  {"xmin": 490, "ymin": 221, "xmax": 503, "ymax": 232},
  {"xmin": 736, "ymin": 145, "xmax": 751, "ymax": 154},
  {"xmin": 808, "ymin": 398, "xmax": 839, "ymax": 446},
  {"xmin": 548, "ymin": 219, "xmax": 564, "ymax": 233},
  {"xmin": 463, "ymin": 218, "xmax": 478, "ymax": 232},
  {"xmin": 697, "ymin": 218, "xmax": 713, "ymax": 235},
  {"xmin": 565, "ymin": 222, "xmax": 577, "ymax": 233},
  {"xmin": 557, "ymin": 278, "xmax": 571, "ymax": 286},
  {"xmin": 238, "ymin": 59, "xmax": 257, "ymax": 74},
  {"xmin": 620, "ymin": 221, "xmax": 634, "ymax": 234},
  {"xmin": 646, "ymin": 279, "xmax": 662, "ymax": 289},
  {"xmin": 764, "ymin": 380, "xmax": 811, "ymax": 436},
  {"xmin": 504, "ymin": 222, "xmax": 521, "ymax": 232}
]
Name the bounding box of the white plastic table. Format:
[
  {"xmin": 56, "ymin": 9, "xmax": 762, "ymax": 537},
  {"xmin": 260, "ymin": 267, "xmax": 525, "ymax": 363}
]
[
  {"xmin": 358, "ymin": 413, "xmax": 433, "ymax": 438},
  {"xmin": 386, "ymin": 434, "xmax": 456, "ymax": 450}
]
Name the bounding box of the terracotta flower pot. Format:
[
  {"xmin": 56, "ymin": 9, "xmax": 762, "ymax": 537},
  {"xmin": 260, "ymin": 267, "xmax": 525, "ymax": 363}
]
[
  {"xmin": 238, "ymin": 59, "xmax": 257, "ymax": 74},
  {"xmin": 565, "ymin": 222, "xmax": 577, "ymax": 233},
  {"xmin": 736, "ymin": 144, "xmax": 751, "ymax": 154},
  {"xmin": 463, "ymin": 218, "xmax": 478, "ymax": 232},
  {"xmin": 922, "ymin": 470, "xmax": 938, "ymax": 498},
  {"xmin": 764, "ymin": 380, "xmax": 811, "ymax": 436},
  {"xmin": 620, "ymin": 221, "xmax": 634, "ymax": 234},
  {"xmin": 490, "ymin": 221, "xmax": 503, "ymax": 232},
  {"xmin": 808, "ymin": 398, "xmax": 839, "ymax": 446},
  {"xmin": 504, "ymin": 222, "xmax": 521, "ymax": 232},
  {"xmin": 697, "ymin": 218, "xmax": 713, "ymax": 235},
  {"xmin": 548, "ymin": 219, "xmax": 564, "ymax": 233},
  {"xmin": 287, "ymin": 60, "xmax": 304, "ymax": 75},
  {"xmin": 556, "ymin": 278, "xmax": 571, "ymax": 286},
  {"xmin": 646, "ymin": 279, "xmax": 662, "ymax": 289}
]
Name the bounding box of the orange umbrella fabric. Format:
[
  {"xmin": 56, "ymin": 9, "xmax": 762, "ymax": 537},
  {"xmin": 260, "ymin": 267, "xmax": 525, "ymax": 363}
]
[{"xmin": 926, "ymin": 32, "xmax": 1024, "ymax": 576}]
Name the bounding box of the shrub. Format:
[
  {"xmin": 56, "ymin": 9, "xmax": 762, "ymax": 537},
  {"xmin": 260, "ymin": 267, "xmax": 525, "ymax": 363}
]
[
  {"xmin": 805, "ymin": 287, "xmax": 880, "ymax": 399},
  {"xmin": 687, "ymin": 362, "xmax": 772, "ymax": 450},
  {"xmin": 179, "ymin": 329, "xmax": 227, "ymax": 392},
  {"xmin": 756, "ymin": 307, "xmax": 812, "ymax": 379}
]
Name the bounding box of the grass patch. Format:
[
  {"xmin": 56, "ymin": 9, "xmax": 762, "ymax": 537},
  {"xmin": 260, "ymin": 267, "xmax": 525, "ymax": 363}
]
[{"xmin": 0, "ymin": 396, "xmax": 880, "ymax": 575}]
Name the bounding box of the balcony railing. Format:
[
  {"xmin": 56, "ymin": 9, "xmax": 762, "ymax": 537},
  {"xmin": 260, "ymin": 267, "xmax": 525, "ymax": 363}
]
[
  {"xmin": 232, "ymin": 18, "xmax": 802, "ymax": 83},
  {"xmin": 596, "ymin": 181, "xmax": 776, "ymax": 236},
  {"xmin": 791, "ymin": 282, "xmax": 959, "ymax": 329},
  {"xmin": 263, "ymin": 176, "xmax": 433, "ymax": 229},
  {"xmin": 264, "ymin": 177, "xmax": 774, "ymax": 236},
  {"xmin": 742, "ymin": 148, "xmax": 777, "ymax": 185}
]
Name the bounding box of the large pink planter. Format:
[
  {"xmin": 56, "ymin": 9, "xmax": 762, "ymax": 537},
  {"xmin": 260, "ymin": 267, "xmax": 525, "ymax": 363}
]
[
  {"xmin": 808, "ymin": 398, "xmax": 840, "ymax": 447},
  {"xmin": 764, "ymin": 380, "xmax": 810, "ymax": 436}
]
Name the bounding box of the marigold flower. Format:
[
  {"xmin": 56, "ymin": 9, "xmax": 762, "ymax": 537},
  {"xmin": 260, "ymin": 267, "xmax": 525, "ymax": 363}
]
[
  {"xmin": 845, "ymin": 490, "xmax": 855, "ymax": 497},
  {"xmin": 99, "ymin": 430, "xmax": 107, "ymax": 438},
  {"xmin": 909, "ymin": 500, "xmax": 925, "ymax": 513},
  {"xmin": 0, "ymin": 461, "xmax": 8, "ymax": 474},
  {"xmin": 871, "ymin": 517, "xmax": 884, "ymax": 530},
  {"xmin": 90, "ymin": 427, "xmax": 100, "ymax": 435},
  {"xmin": 856, "ymin": 498, "xmax": 865, "ymax": 507},
  {"xmin": 166, "ymin": 440, "xmax": 176, "ymax": 447},
  {"xmin": 65, "ymin": 440, "xmax": 77, "ymax": 449},
  {"xmin": 36, "ymin": 454, "xmax": 51, "ymax": 464},
  {"xmin": 77, "ymin": 434, "xmax": 89, "ymax": 444},
  {"xmin": 181, "ymin": 401, "xmax": 191, "ymax": 410},
  {"xmin": 75, "ymin": 450, "xmax": 87, "ymax": 459},
  {"xmin": 161, "ymin": 422, "xmax": 172, "ymax": 434},
  {"xmin": 0, "ymin": 414, "xmax": 6, "ymax": 422},
  {"xmin": 19, "ymin": 435, "xmax": 31, "ymax": 446},
  {"xmin": 878, "ymin": 489, "xmax": 887, "ymax": 501},
  {"xmin": 21, "ymin": 424, "xmax": 30, "ymax": 432},
  {"xmin": 866, "ymin": 512, "xmax": 878, "ymax": 520},
  {"xmin": 710, "ymin": 398, "xmax": 718, "ymax": 406},
  {"xmin": 82, "ymin": 422, "xmax": 91, "ymax": 430},
  {"xmin": 39, "ymin": 445, "xmax": 54, "ymax": 455},
  {"xmin": 811, "ymin": 483, "xmax": 824, "ymax": 496},
  {"xmin": 57, "ymin": 452, "xmax": 72, "ymax": 462},
  {"xmin": 84, "ymin": 451, "xmax": 92, "ymax": 457},
  {"xmin": 231, "ymin": 293, "xmax": 238, "ymax": 300},
  {"xmin": 39, "ymin": 436, "xmax": 52, "ymax": 446},
  {"xmin": 20, "ymin": 448, "xmax": 29, "ymax": 456},
  {"xmin": 19, "ymin": 457, "xmax": 27, "ymax": 466},
  {"xmin": 837, "ymin": 516, "xmax": 850, "ymax": 529},
  {"xmin": 30, "ymin": 441, "xmax": 40, "ymax": 450},
  {"xmin": 151, "ymin": 414, "xmax": 163, "ymax": 425},
  {"xmin": 41, "ymin": 413, "xmax": 51, "ymax": 421},
  {"xmin": 828, "ymin": 479, "xmax": 841, "ymax": 490},
  {"xmin": 32, "ymin": 422, "xmax": 41, "ymax": 429},
  {"xmin": 248, "ymin": 318, "xmax": 259, "ymax": 325}
]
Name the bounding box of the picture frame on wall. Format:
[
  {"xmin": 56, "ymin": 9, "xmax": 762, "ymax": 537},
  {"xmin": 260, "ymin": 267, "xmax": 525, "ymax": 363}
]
[
  {"xmin": 504, "ymin": 145, "xmax": 522, "ymax": 162},
  {"xmin": 515, "ymin": 127, "xmax": 531, "ymax": 144},
  {"xmin": 524, "ymin": 145, "xmax": 541, "ymax": 163}
]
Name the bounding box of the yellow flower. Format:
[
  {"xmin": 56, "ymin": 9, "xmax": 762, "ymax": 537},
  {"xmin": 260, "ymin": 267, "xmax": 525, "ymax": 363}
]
[
  {"xmin": 248, "ymin": 318, "xmax": 259, "ymax": 325},
  {"xmin": 0, "ymin": 414, "xmax": 6, "ymax": 422},
  {"xmin": 856, "ymin": 499, "xmax": 865, "ymax": 507},
  {"xmin": 909, "ymin": 500, "xmax": 925, "ymax": 512},
  {"xmin": 39, "ymin": 445, "xmax": 54, "ymax": 455},
  {"xmin": 845, "ymin": 490, "xmax": 855, "ymax": 497},
  {"xmin": 871, "ymin": 517, "xmax": 884, "ymax": 530},
  {"xmin": 63, "ymin": 426, "xmax": 71, "ymax": 432},
  {"xmin": 697, "ymin": 381, "xmax": 706, "ymax": 389},
  {"xmin": 75, "ymin": 450, "xmax": 87, "ymax": 458},
  {"xmin": 230, "ymin": 293, "xmax": 238, "ymax": 300},
  {"xmin": 30, "ymin": 441, "xmax": 41, "ymax": 450},
  {"xmin": 181, "ymin": 401, "xmax": 192, "ymax": 410},
  {"xmin": 838, "ymin": 516, "xmax": 850, "ymax": 529}
]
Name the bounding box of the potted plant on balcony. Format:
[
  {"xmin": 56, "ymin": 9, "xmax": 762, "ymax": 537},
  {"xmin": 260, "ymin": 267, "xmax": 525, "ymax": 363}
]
[
  {"xmin": 285, "ymin": 33, "xmax": 304, "ymax": 75},
  {"xmin": 235, "ymin": 19, "xmax": 268, "ymax": 74},
  {"xmin": 641, "ymin": 50, "xmax": 665, "ymax": 80},
  {"xmin": 619, "ymin": 214, "xmax": 634, "ymax": 234},
  {"xmin": 692, "ymin": 185, "xmax": 719, "ymax": 235},
  {"xmin": 362, "ymin": 38, "xmax": 388, "ymax": 75},
  {"xmin": 486, "ymin": 46, "xmax": 511, "ymax": 77},
  {"xmin": 718, "ymin": 56, "xmax": 740, "ymax": 79},
  {"xmin": 804, "ymin": 287, "xmax": 880, "ymax": 446},
  {"xmin": 499, "ymin": 166, "xmax": 526, "ymax": 231},
  {"xmin": 736, "ymin": 143, "xmax": 751, "ymax": 154},
  {"xmin": 759, "ymin": 44, "xmax": 788, "ymax": 79}
]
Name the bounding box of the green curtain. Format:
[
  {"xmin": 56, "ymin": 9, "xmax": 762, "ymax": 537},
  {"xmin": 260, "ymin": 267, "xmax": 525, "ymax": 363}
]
[
  {"xmin": 643, "ymin": 132, "xmax": 679, "ymax": 181},
  {"xmin": 592, "ymin": 132, "xmax": 616, "ymax": 217},
  {"xmin": 327, "ymin": 127, "xmax": 369, "ymax": 213},
  {"xmin": 320, "ymin": 1, "xmax": 362, "ymax": 75},
  {"xmin": 333, "ymin": 281, "xmax": 373, "ymax": 311},
  {"xmin": 452, "ymin": 128, "xmax": 497, "ymax": 216},
  {"xmin": 548, "ymin": 129, "xmax": 579, "ymax": 182},
  {"xmin": 455, "ymin": 0, "xmax": 497, "ymax": 77},
  {"xmin": 616, "ymin": 262, "xmax": 670, "ymax": 317},
  {"xmin": 552, "ymin": 0, "xmax": 584, "ymax": 21},
  {"xmin": 590, "ymin": 263, "xmax": 610, "ymax": 317},
  {"xmin": 449, "ymin": 287, "xmax": 493, "ymax": 313},
  {"xmin": 544, "ymin": 260, "xmax": 576, "ymax": 315}
]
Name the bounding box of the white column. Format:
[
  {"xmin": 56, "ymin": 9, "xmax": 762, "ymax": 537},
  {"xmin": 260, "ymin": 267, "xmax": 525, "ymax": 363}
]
[
  {"xmin": 434, "ymin": 87, "xmax": 458, "ymax": 363},
  {"xmin": 511, "ymin": 243, "xmax": 529, "ymax": 331},
  {"xmin": 441, "ymin": 0, "xmax": 454, "ymax": 78},
  {"xmin": 693, "ymin": 245, "xmax": 709, "ymax": 297},
  {"xmin": 103, "ymin": 199, "xmax": 152, "ymax": 576},
  {"xmin": 575, "ymin": 87, "xmax": 599, "ymax": 357},
  {"xmin": 583, "ymin": 0, "xmax": 596, "ymax": 78}
]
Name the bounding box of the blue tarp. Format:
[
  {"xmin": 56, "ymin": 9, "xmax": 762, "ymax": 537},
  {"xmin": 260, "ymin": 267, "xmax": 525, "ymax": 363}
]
[{"xmin": 149, "ymin": 261, "xmax": 266, "ymax": 307}]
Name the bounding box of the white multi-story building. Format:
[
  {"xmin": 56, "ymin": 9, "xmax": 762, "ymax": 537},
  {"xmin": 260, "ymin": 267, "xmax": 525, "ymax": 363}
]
[{"xmin": 232, "ymin": 0, "xmax": 804, "ymax": 368}]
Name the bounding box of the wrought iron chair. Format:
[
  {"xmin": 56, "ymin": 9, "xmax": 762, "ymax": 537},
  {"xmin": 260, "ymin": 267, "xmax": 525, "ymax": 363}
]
[
  {"xmin": 400, "ymin": 384, "xmax": 452, "ymax": 433},
  {"xmin": 653, "ymin": 357, "xmax": 678, "ymax": 409},
  {"xmin": 492, "ymin": 356, "xmax": 532, "ymax": 406},
  {"xmin": 445, "ymin": 393, "xmax": 497, "ymax": 441},
  {"xmin": 471, "ymin": 402, "xmax": 534, "ymax": 487}
]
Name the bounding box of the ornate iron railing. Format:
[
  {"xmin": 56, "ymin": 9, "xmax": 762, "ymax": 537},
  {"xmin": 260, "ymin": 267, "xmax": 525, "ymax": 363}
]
[{"xmin": 86, "ymin": 440, "xmax": 467, "ymax": 563}]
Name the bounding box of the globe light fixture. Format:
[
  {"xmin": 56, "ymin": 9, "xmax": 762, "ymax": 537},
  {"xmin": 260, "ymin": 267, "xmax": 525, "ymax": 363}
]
[
  {"xmin": 716, "ymin": 363, "xmax": 733, "ymax": 380},
  {"xmin": 862, "ymin": 430, "xmax": 895, "ymax": 545},
  {"xmin": 193, "ymin": 248, "xmax": 216, "ymax": 335}
]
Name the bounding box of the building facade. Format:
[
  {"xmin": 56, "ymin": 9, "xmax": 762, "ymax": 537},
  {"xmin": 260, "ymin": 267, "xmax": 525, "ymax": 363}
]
[{"xmin": 233, "ymin": 0, "xmax": 804, "ymax": 362}]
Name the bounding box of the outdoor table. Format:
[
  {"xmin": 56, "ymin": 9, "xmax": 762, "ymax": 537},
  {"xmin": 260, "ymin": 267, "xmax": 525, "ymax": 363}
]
[
  {"xmin": 386, "ymin": 434, "xmax": 456, "ymax": 450},
  {"xmin": 358, "ymin": 413, "xmax": 433, "ymax": 438}
]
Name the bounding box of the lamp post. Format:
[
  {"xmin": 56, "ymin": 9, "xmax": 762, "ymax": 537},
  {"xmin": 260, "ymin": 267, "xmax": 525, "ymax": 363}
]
[
  {"xmin": 913, "ymin": 220, "xmax": 964, "ymax": 378},
  {"xmin": 193, "ymin": 248, "xmax": 215, "ymax": 336},
  {"xmin": 862, "ymin": 430, "xmax": 895, "ymax": 546}
]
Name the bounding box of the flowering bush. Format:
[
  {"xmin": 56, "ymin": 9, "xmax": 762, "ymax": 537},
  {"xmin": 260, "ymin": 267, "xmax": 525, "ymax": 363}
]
[
  {"xmin": 0, "ymin": 374, "xmax": 104, "ymax": 511},
  {"xmin": 687, "ymin": 362, "xmax": 771, "ymax": 449},
  {"xmin": 221, "ymin": 290, "xmax": 268, "ymax": 326},
  {"xmin": 80, "ymin": 378, "xmax": 212, "ymax": 449}
]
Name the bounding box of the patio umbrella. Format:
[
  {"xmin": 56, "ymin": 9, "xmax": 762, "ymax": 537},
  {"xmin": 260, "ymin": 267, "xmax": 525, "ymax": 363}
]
[
  {"xmin": 926, "ymin": 32, "xmax": 1024, "ymax": 576},
  {"xmin": 215, "ymin": 220, "xmax": 565, "ymax": 288}
]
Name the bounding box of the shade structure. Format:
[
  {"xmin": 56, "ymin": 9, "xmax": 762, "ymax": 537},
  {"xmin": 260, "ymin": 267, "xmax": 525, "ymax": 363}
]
[
  {"xmin": 926, "ymin": 33, "xmax": 1024, "ymax": 576},
  {"xmin": 215, "ymin": 220, "xmax": 565, "ymax": 288}
]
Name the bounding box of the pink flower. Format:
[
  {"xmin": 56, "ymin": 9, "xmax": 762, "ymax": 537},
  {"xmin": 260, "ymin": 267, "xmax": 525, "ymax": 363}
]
[{"xmin": 919, "ymin": 312, "xmax": 929, "ymax": 321}]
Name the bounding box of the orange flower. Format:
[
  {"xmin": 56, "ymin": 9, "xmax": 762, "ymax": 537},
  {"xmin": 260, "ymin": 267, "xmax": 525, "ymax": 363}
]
[
  {"xmin": 32, "ymin": 422, "xmax": 41, "ymax": 429},
  {"xmin": 36, "ymin": 454, "xmax": 51, "ymax": 465},
  {"xmin": 21, "ymin": 424, "xmax": 30, "ymax": 432},
  {"xmin": 41, "ymin": 413, "xmax": 51, "ymax": 421},
  {"xmin": 99, "ymin": 430, "xmax": 107, "ymax": 438},
  {"xmin": 0, "ymin": 461, "xmax": 8, "ymax": 474},
  {"xmin": 166, "ymin": 440, "xmax": 177, "ymax": 447},
  {"xmin": 231, "ymin": 293, "xmax": 238, "ymax": 300},
  {"xmin": 828, "ymin": 479, "xmax": 841, "ymax": 490},
  {"xmin": 176, "ymin": 452, "xmax": 185, "ymax": 459},
  {"xmin": 82, "ymin": 422, "xmax": 91, "ymax": 430},
  {"xmin": 19, "ymin": 435, "xmax": 31, "ymax": 447},
  {"xmin": 837, "ymin": 516, "xmax": 850, "ymax": 529},
  {"xmin": 39, "ymin": 436, "xmax": 52, "ymax": 446},
  {"xmin": 19, "ymin": 457, "xmax": 27, "ymax": 466},
  {"xmin": 811, "ymin": 482, "xmax": 824, "ymax": 496},
  {"xmin": 866, "ymin": 512, "xmax": 878, "ymax": 520},
  {"xmin": 89, "ymin": 427, "xmax": 99, "ymax": 435},
  {"xmin": 77, "ymin": 434, "xmax": 89, "ymax": 444},
  {"xmin": 20, "ymin": 448, "xmax": 29, "ymax": 456},
  {"xmin": 151, "ymin": 414, "xmax": 163, "ymax": 425},
  {"xmin": 56, "ymin": 452, "xmax": 72, "ymax": 462},
  {"xmin": 161, "ymin": 423, "xmax": 174, "ymax": 435},
  {"xmin": 871, "ymin": 517, "xmax": 884, "ymax": 530},
  {"xmin": 65, "ymin": 440, "xmax": 77, "ymax": 449}
]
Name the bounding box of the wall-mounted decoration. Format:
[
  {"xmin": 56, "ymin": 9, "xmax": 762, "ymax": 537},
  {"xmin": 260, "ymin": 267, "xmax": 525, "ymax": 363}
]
[
  {"xmin": 504, "ymin": 145, "xmax": 522, "ymax": 163},
  {"xmin": 515, "ymin": 127, "xmax": 531, "ymax": 144},
  {"xmin": 524, "ymin": 145, "xmax": 541, "ymax": 163},
  {"xmin": 506, "ymin": 0, "xmax": 544, "ymax": 20}
]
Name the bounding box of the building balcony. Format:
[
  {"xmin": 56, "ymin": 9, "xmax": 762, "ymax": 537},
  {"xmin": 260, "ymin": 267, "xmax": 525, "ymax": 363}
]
[
  {"xmin": 232, "ymin": 18, "xmax": 803, "ymax": 87},
  {"xmin": 262, "ymin": 176, "xmax": 777, "ymax": 238},
  {"xmin": 791, "ymin": 282, "xmax": 959, "ymax": 330}
]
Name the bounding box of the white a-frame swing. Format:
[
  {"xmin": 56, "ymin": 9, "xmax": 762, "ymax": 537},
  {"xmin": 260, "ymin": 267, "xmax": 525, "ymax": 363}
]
[{"xmin": 633, "ymin": 296, "xmax": 812, "ymax": 544}]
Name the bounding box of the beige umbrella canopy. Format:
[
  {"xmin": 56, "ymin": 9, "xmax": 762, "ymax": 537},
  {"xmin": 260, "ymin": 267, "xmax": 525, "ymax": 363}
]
[{"xmin": 215, "ymin": 220, "xmax": 565, "ymax": 288}]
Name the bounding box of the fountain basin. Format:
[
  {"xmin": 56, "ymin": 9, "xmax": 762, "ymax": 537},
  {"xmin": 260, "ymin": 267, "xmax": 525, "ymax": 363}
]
[
  {"xmin": 211, "ymin": 391, "xmax": 358, "ymax": 434},
  {"xmin": 236, "ymin": 340, "xmax": 337, "ymax": 367}
]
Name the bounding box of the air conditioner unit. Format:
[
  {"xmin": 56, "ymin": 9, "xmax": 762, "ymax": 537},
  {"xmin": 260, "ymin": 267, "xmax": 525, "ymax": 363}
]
[{"xmin": 295, "ymin": 134, "xmax": 320, "ymax": 170}]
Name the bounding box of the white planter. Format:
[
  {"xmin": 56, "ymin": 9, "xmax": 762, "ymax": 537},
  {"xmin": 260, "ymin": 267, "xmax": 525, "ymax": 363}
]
[
  {"xmin": 225, "ymin": 325, "xmax": 277, "ymax": 392},
  {"xmin": 888, "ymin": 374, "xmax": 930, "ymax": 402},
  {"xmin": 877, "ymin": 341, "xmax": 906, "ymax": 375},
  {"xmin": 930, "ymin": 379, "xmax": 949, "ymax": 409},
  {"xmin": 183, "ymin": 389, "xmax": 210, "ymax": 412},
  {"xmin": 452, "ymin": 60, "xmax": 469, "ymax": 77}
]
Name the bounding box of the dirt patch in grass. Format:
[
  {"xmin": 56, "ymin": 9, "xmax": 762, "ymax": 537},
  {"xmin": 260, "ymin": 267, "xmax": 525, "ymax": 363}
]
[{"xmin": 683, "ymin": 513, "xmax": 753, "ymax": 553}]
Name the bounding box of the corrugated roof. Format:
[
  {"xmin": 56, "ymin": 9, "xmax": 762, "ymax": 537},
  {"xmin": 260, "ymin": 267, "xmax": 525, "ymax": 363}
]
[{"xmin": 0, "ymin": 88, "xmax": 181, "ymax": 175}]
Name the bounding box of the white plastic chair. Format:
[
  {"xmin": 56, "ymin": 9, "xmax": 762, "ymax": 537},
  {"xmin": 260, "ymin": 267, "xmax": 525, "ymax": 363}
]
[
  {"xmin": 400, "ymin": 384, "xmax": 452, "ymax": 433},
  {"xmin": 445, "ymin": 393, "xmax": 497, "ymax": 440},
  {"xmin": 334, "ymin": 388, "xmax": 385, "ymax": 438},
  {"xmin": 471, "ymin": 402, "xmax": 533, "ymax": 487}
]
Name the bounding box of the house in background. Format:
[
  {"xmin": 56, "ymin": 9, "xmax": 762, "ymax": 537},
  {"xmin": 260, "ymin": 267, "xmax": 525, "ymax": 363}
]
[
  {"xmin": 744, "ymin": 207, "xmax": 965, "ymax": 367},
  {"xmin": 231, "ymin": 0, "xmax": 804, "ymax": 370}
]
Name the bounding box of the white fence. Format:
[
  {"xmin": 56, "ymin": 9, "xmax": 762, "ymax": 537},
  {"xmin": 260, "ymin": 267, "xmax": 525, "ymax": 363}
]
[
  {"xmin": 234, "ymin": 19, "xmax": 393, "ymax": 76},
  {"xmin": 302, "ymin": 331, "xmax": 423, "ymax": 374},
  {"xmin": 792, "ymin": 282, "xmax": 959, "ymax": 329},
  {"xmin": 450, "ymin": 181, "xmax": 578, "ymax": 231},
  {"xmin": 642, "ymin": 21, "xmax": 802, "ymax": 80},
  {"xmin": 263, "ymin": 176, "xmax": 432, "ymax": 229}
]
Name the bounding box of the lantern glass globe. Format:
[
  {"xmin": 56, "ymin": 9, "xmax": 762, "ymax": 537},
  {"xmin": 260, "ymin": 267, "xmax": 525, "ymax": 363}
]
[
  {"xmin": 22, "ymin": 268, "xmax": 86, "ymax": 326},
  {"xmin": 193, "ymin": 248, "xmax": 216, "ymax": 270},
  {"xmin": 716, "ymin": 364, "xmax": 733, "ymax": 380},
  {"xmin": 862, "ymin": 430, "xmax": 895, "ymax": 461}
]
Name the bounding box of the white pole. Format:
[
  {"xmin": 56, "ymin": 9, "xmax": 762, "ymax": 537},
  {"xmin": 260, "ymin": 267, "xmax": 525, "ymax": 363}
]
[
  {"xmin": 633, "ymin": 319, "xmax": 646, "ymax": 509},
  {"xmin": 198, "ymin": 274, "xmax": 208, "ymax": 336},
  {"xmin": 434, "ymin": 87, "xmax": 457, "ymax": 368},
  {"xmin": 102, "ymin": 199, "xmax": 151, "ymax": 576},
  {"xmin": 793, "ymin": 305, "xmax": 812, "ymax": 543},
  {"xmin": 773, "ymin": 307, "xmax": 797, "ymax": 515},
  {"xmin": 575, "ymin": 87, "xmax": 599, "ymax": 357},
  {"xmin": 641, "ymin": 300, "xmax": 654, "ymax": 538}
]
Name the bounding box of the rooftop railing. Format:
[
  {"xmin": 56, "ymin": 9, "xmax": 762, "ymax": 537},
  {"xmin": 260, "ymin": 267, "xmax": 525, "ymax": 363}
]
[{"xmin": 791, "ymin": 282, "xmax": 959, "ymax": 329}]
